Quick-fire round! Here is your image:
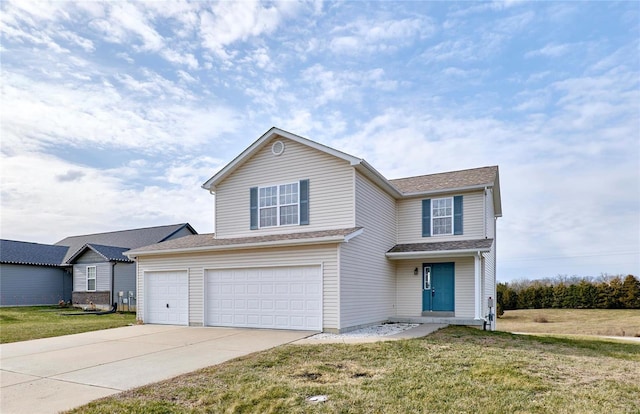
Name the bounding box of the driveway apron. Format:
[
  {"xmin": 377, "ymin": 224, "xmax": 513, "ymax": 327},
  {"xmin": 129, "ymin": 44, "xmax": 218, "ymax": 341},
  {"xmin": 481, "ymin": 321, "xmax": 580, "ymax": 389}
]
[{"xmin": 0, "ymin": 325, "xmax": 311, "ymax": 414}]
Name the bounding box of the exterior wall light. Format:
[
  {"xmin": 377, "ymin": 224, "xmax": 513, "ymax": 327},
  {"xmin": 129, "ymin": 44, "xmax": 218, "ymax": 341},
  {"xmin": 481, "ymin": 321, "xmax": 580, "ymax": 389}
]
[{"xmin": 414, "ymin": 267, "xmax": 419, "ymax": 276}]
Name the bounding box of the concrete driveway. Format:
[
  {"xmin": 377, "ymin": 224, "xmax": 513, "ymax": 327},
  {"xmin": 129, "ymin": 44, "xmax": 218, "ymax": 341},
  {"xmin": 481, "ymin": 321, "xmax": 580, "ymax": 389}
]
[{"xmin": 0, "ymin": 325, "xmax": 312, "ymax": 414}]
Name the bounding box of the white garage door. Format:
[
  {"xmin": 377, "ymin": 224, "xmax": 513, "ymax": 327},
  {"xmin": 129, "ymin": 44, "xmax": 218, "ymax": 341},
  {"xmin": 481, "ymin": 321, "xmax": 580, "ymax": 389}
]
[
  {"xmin": 206, "ymin": 266, "xmax": 321, "ymax": 331},
  {"xmin": 146, "ymin": 271, "xmax": 188, "ymax": 325}
]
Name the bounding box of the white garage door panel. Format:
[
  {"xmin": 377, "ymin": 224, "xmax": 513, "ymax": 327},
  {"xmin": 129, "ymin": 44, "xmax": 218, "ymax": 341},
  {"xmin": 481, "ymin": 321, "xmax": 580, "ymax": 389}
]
[
  {"xmin": 146, "ymin": 271, "xmax": 188, "ymax": 325},
  {"xmin": 206, "ymin": 266, "xmax": 321, "ymax": 331}
]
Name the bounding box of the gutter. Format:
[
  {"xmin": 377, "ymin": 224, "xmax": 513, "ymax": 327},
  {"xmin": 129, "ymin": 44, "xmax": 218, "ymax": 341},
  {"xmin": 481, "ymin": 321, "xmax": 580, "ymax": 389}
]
[
  {"xmin": 386, "ymin": 247, "xmax": 491, "ymax": 260},
  {"xmin": 400, "ymin": 183, "xmax": 494, "ymax": 198}
]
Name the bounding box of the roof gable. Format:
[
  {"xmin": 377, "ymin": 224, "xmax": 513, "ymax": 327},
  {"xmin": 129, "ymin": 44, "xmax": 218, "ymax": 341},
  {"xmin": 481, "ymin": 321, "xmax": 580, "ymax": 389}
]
[
  {"xmin": 201, "ymin": 127, "xmax": 402, "ymax": 197},
  {"xmin": 66, "ymin": 244, "xmax": 132, "ymax": 264},
  {"xmin": 0, "ymin": 240, "xmax": 69, "ymax": 266},
  {"xmin": 201, "ymin": 127, "xmax": 362, "ymax": 192},
  {"xmin": 55, "ymin": 223, "xmax": 196, "ymax": 263}
]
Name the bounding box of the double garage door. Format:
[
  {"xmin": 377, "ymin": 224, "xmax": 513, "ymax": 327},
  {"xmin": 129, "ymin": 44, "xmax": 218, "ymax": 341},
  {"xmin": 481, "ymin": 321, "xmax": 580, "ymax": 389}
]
[
  {"xmin": 146, "ymin": 266, "xmax": 322, "ymax": 331},
  {"xmin": 206, "ymin": 266, "xmax": 322, "ymax": 331}
]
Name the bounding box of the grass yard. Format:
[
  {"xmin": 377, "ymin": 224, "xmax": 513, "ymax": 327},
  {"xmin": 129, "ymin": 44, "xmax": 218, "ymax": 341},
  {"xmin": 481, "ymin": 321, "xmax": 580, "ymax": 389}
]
[
  {"xmin": 67, "ymin": 326, "xmax": 640, "ymax": 414},
  {"xmin": 0, "ymin": 306, "xmax": 136, "ymax": 343},
  {"xmin": 497, "ymin": 308, "xmax": 640, "ymax": 338}
]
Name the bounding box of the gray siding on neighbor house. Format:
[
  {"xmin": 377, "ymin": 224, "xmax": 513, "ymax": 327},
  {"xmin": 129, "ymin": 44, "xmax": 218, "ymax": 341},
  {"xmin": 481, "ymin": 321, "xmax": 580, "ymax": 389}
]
[
  {"xmin": 74, "ymin": 250, "xmax": 105, "ymax": 264},
  {"xmin": 114, "ymin": 262, "xmax": 137, "ymax": 308},
  {"xmin": 73, "ymin": 262, "xmax": 111, "ymax": 292},
  {"xmin": 339, "ymin": 171, "xmax": 397, "ymax": 330},
  {"xmin": 0, "ymin": 264, "xmax": 71, "ymax": 306},
  {"xmin": 165, "ymin": 227, "xmax": 195, "ymax": 241}
]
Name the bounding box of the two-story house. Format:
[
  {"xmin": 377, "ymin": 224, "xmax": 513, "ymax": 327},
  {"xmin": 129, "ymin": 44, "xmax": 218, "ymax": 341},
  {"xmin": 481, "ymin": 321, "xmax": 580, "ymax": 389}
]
[{"xmin": 127, "ymin": 128, "xmax": 501, "ymax": 332}]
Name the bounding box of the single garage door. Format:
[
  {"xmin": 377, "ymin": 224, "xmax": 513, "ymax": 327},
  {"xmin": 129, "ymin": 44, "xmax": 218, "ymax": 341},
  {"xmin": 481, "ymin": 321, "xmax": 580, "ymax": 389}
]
[
  {"xmin": 146, "ymin": 271, "xmax": 188, "ymax": 325},
  {"xmin": 206, "ymin": 266, "xmax": 321, "ymax": 331}
]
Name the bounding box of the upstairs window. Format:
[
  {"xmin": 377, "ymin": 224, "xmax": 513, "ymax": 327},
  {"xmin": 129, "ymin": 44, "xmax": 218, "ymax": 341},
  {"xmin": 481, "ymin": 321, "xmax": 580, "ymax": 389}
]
[
  {"xmin": 259, "ymin": 182, "xmax": 299, "ymax": 228},
  {"xmin": 422, "ymin": 195, "xmax": 463, "ymax": 237},
  {"xmin": 251, "ymin": 180, "xmax": 309, "ymax": 230},
  {"xmin": 432, "ymin": 197, "xmax": 453, "ymax": 235},
  {"xmin": 87, "ymin": 266, "xmax": 96, "ymax": 291}
]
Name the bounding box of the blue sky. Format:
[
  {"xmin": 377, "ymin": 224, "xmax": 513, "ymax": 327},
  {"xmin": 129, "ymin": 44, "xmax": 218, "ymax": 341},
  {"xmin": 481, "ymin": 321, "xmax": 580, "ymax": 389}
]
[{"xmin": 1, "ymin": 1, "xmax": 638, "ymax": 282}]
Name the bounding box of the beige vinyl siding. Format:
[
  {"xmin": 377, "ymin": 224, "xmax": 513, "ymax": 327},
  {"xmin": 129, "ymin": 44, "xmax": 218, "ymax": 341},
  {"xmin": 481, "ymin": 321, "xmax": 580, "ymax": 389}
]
[
  {"xmin": 486, "ymin": 188, "xmax": 495, "ymax": 238},
  {"xmin": 396, "ymin": 191, "xmax": 485, "ymax": 243},
  {"xmin": 135, "ymin": 244, "xmax": 339, "ymax": 329},
  {"xmin": 339, "ymin": 171, "xmax": 396, "ymax": 330},
  {"xmin": 73, "ymin": 262, "xmax": 110, "ymax": 292},
  {"xmin": 395, "ymin": 257, "xmax": 475, "ymax": 318},
  {"xmin": 484, "ymin": 241, "xmax": 496, "ymax": 325},
  {"xmin": 215, "ymin": 137, "xmax": 355, "ymax": 238}
]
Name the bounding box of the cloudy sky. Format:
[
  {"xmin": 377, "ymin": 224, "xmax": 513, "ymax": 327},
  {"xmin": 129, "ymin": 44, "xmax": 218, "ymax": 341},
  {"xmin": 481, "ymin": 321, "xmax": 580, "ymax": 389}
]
[{"xmin": 1, "ymin": 1, "xmax": 638, "ymax": 282}]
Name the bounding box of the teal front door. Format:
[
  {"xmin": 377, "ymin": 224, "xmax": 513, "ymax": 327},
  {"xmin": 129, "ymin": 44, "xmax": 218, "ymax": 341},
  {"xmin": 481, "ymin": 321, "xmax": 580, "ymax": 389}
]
[{"xmin": 422, "ymin": 262, "xmax": 455, "ymax": 312}]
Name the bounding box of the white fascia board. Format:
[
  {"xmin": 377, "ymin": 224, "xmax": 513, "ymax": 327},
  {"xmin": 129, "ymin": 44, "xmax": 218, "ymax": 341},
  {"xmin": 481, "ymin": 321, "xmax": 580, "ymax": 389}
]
[
  {"xmin": 125, "ymin": 234, "xmax": 350, "ymax": 259},
  {"xmin": 343, "ymin": 227, "xmax": 364, "ymax": 242},
  {"xmin": 400, "ymin": 184, "xmax": 493, "ymax": 199},
  {"xmin": 354, "ymin": 161, "xmax": 403, "ymax": 198},
  {"xmin": 202, "ymin": 127, "xmax": 362, "ymax": 191},
  {"xmin": 385, "ymin": 248, "xmax": 491, "ymax": 260}
]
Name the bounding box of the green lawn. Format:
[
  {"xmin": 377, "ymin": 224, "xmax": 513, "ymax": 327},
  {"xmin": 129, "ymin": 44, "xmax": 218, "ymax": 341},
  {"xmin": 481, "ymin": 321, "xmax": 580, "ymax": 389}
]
[
  {"xmin": 68, "ymin": 326, "xmax": 640, "ymax": 414},
  {"xmin": 0, "ymin": 306, "xmax": 136, "ymax": 343}
]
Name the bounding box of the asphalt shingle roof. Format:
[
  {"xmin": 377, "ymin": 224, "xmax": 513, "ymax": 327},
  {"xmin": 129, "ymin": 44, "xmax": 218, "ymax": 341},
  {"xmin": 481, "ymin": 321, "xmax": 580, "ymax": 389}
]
[
  {"xmin": 387, "ymin": 239, "xmax": 494, "ymax": 253},
  {"xmin": 55, "ymin": 223, "xmax": 194, "ymax": 263},
  {"xmin": 128, "ymin": 227, "xmax": 363, "ymax": 254},
  {"xmin": 0, "ymin": 240, "xmax": 70, "ymax": 266},
  {"xmin": 389, "ymin": 166, "xmax": 498, "ymax": 194}
]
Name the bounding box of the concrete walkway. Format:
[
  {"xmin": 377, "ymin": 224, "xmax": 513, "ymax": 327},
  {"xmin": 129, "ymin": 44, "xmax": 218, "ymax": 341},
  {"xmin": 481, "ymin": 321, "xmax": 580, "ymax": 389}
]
[
  {"xmin": 0, "ymin": 325, "xmax": 311, "ymax": 414},
  {"xmin": 293, "ymin": 323, "xmax": 448, "ymax": 344}
]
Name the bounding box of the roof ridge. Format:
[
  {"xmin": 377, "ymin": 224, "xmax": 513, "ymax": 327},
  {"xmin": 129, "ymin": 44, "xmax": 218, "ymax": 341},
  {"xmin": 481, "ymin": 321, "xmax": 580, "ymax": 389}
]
[{"xmin": 56, "ymin": 223, "xmax": 188, "ymax": 241}]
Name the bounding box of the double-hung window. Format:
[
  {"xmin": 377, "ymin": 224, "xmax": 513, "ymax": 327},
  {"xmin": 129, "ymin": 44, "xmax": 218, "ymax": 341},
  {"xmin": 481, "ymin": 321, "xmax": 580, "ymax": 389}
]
[
  {"xmin": 259, "ymin": 182, "xmax": 299, "ymax": 227},
  {"xmin": 422, "ymin": 195, "xmax": 463, "ymax": 237},
  {"xmin": 432, "ymin": 197, "xmax": 453, "ymax": 235},
  {"xmin": 87, "ymin": 266, "xmax": 96, "ymax": 291}
]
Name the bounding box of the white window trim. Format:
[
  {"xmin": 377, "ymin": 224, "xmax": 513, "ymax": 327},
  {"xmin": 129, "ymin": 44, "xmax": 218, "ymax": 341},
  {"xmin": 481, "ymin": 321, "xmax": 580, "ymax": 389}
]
[
  {"xmin": 431, "ymin": 196, "xmax": 454, "ymax": 236},
  {"xmin": 258, "ymin": 182, "xmax": 300, "ymax": 228},
  {"xmin": 86, "ymin": 266, "xmax": 97, "ymax": 291}
]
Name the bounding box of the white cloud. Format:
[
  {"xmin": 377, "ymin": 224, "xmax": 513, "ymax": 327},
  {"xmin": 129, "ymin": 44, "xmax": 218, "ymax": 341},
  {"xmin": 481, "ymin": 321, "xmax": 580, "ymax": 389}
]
[
  {"xmin": 525, "ymin": 43, "xmax": 572, "ymax": 58},
  {"xmin": 329, "ymin": 17, "xmax": 434, "ymax": 55},
  {"xmin": 0, "ymin": 152, "xmax": 216, "ymax": 243},
  {"xmin": 1, "ymin": 68, "xmax": 239, "ymax": 156},
  {"xmin": 198, "ymin": 1, "xmax": 284, "ymax": 60}
]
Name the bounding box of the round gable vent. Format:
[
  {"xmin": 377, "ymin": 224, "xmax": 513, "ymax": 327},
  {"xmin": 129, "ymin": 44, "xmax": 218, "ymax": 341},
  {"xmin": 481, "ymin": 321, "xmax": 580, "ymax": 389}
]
[{"xmin": 272, "ymin": 140, "xmax": 285, "ymax": 156}]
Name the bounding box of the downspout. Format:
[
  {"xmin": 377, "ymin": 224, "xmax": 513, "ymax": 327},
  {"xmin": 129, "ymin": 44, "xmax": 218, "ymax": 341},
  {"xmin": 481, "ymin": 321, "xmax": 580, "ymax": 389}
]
[
  {"xmin": 474, "ymin": 251, "xmax": 482, "ymax": 320},
  {"xmin": 111, "ymin": 262, "xmax": 116, "ymax": 308}
]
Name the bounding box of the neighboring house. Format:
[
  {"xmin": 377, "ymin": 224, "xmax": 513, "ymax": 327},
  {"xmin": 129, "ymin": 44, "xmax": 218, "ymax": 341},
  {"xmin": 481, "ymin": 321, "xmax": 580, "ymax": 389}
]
[
  {"xmin": 0, "ymin": 224, "xmax": 197, "ymax": 309},
  {"xmin": 0, "ymin": 240, "xmax": 72, "ymax": 306},
  {"xmin": 55, "ymin": 223, "xmax": 197, "ymax": 309},
  {"xmin": 127, "ymin": 128, "xmax": 502, "ymax": 332}
]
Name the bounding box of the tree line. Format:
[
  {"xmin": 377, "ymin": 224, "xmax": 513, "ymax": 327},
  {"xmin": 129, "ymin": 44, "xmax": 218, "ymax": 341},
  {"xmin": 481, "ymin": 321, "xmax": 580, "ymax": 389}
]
[{"xmin": 496, "ymin": 274, "xmax": 640, "ymax": 316}]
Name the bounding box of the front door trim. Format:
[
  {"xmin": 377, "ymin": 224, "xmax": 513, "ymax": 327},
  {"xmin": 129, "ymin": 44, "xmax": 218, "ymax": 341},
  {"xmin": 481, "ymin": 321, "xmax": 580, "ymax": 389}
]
[{"xmin": 422, "ymin": 262, "xmax": 455, "ymax": 315}]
